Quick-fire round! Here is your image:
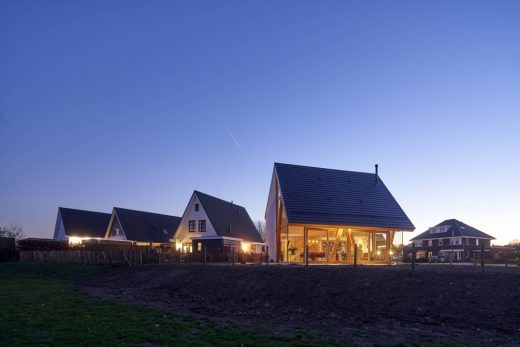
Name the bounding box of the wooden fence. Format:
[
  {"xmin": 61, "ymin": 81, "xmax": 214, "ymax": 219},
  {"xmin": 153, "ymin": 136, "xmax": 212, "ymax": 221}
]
[{"xmin": 19, "ymin": 249, "xmax": 267, "ymax": 266}]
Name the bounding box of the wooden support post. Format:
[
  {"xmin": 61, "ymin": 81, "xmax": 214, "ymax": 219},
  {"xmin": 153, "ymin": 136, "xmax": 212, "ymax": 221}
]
[
  {"xmin": 354, "ymin": 244, "xmax": 358, "ymax": 268},
  {"xmin": 345, "ymin": 229, "xmax": 351, "ymax": 264},
  {"xmin": 386, "ymin": 231, "xmax": 391, "ymax": 265},
  {"xmin": 411, "ymin": 243, "xmax": 415, "ymax": 271},
  {"xmin": 203, "ymin": 247, "xmax": 207, "ymax": 265},
  {"xmin": 481, "ymin": 242, "xmax": 485, "ymax": 273},
  {"xmin": 303, "ymin": 226, "xmax": 308, "ymax": 266}
]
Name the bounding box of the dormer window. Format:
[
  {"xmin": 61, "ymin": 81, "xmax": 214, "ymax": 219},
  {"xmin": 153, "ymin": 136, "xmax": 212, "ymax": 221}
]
[
  {"xmin": 430, "ymin": 226, "xmax": 449, "ymax": 234},
  {"xmin": 195, "ymin": 204, "xmax": 199, "ymax": 212}
]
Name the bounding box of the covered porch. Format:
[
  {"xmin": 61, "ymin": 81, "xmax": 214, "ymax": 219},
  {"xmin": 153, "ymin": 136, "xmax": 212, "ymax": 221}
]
[{"xmin": 278, "ymin": 224, "xmax": 398, "ymax": 264}]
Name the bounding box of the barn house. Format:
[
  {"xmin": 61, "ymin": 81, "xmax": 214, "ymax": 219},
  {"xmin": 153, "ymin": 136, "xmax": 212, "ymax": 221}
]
[
  {"xmin": 265, "ymin": 163, "xmax": 414, "ymax": 264},
  {"xmin": 53, "ymin": 207, "xmax": 111, "ymax": 245},
  {"xmin": 105, "ymin": 207, "xmax": 182, "ymax": 246}
]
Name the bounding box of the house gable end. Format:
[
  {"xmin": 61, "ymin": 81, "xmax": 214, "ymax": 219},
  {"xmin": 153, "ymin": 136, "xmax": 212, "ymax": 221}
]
[{"xmin": 175, "ymin": 192, "xmax": 219, "ymax": 244}]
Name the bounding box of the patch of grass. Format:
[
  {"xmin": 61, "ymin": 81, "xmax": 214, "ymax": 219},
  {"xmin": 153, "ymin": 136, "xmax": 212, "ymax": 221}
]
[{"xmin": 0, "ymin": 262, "xmax": 346, "ymax": 346}]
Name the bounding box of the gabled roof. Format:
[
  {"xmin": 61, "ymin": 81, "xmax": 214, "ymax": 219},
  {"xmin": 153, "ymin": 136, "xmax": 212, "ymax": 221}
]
[
  {"xmin": 195, "ymin": 191, "xmax": 264, "ymax": 243},
  {"xmin": 274, "ymin": 163, "xmax": 415, "ymax": 230},
  {"xmin": 113, "ymin": 207, "xmax": 181, "ymax": 243},
  {"xmin": 57, "ymin": 207, "xmax": 111, "ymax": 238},
  {"xmin": 410, "ymin": 219, "xmax": 495, "ymax": 241}
]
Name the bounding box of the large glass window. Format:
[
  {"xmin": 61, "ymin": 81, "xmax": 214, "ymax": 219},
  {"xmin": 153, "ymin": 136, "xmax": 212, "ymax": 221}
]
[
  {"xmin": 198, "ymin": 220, "xmax": 206, "ymax": 232},
  {"xmin": 189, "ymin": 220, "xmax": 196, "ymax": 232},
  {"xmin": 281, "ymin": 226, "xmax": 304, "ymax": 263}
]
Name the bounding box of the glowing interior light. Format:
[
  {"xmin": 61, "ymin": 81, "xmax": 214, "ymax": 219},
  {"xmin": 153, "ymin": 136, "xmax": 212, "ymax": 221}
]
[
  {"xmin": 68, "ymin": 237, "xmax": 82, "ymax": 245},
  {"xmin": 241, "ymin": 243, "xmax": 250, "ymax": 253}
]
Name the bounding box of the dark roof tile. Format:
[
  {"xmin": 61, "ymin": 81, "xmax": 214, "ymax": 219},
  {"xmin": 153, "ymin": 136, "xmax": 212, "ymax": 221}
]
[
  {"xmin": 410, "ymin": 219, "xmax": 495, "ymax": 241},
  {"xmin": 114, "ymin": 207, "xmax": 181, "ymax": 243},
  {"xmin": 195, "ymin": 191, "xmax": 264, "ymax": 243},
  {"xmin": 275, "ymin": 163, "xmax": 414, "ymax": 230},
  {"xmin": 57, "ymin": 207, "xmax": 111, "ymax": 238}
]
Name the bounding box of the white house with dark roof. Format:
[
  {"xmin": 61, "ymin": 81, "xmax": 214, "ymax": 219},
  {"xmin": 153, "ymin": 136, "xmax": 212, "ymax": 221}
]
[
  {"xmin": 409, "ymin": 219, "xmax": 495, "ymax": 262},
  {"xmin": 105, "ymin": 207, "xmax": 181, "ymax": 246},
  {"xmin": 53, "ymin": 207, "xmax": 111, "ymax": 244},
  {"xmin": 265, "ymin": 163, "xmax": 414, "ymax": 264},
  {"xmin": 174, "ymin": 191, "xmax": 264, "ymax": 254}
]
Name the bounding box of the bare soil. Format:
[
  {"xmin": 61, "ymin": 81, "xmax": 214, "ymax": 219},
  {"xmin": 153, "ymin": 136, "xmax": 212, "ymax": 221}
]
[{"xmin": 82, "ymin": 264, "xmax": 520, "ymax": 346}]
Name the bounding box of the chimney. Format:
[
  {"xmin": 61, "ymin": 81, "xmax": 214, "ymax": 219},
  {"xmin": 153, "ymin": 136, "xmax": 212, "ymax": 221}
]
[{"xmin": 375, "ymin": 164, "xmax": 379, "ymax": 183}]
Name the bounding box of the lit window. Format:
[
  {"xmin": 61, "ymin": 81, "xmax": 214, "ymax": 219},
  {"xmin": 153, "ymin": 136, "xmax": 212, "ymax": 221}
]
[
  {"xmin": 195, "ymin": 204, "xmax": 199, "ymax": 212},
  {"xmin": 189, "ymin": 220, "xmax": 196, "ymax": 232},
  {"xmin": 197, "ymin": 242, "xmax": 202, "ymax": 251},
  {"xmin": 198, "ymin": 220, "xmax": 206, "ymax": 233},
  {"xmin": 476, "ymin": 239, "xmax": 480, "ymax": 246}
]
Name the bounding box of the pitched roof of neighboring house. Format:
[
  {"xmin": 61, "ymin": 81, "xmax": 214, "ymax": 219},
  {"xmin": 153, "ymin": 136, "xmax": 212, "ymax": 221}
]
[
  {"xmin": 113, "ymin": 207, "xmax": 182, "ymax": 243},
  {"xmin": 274, "ymin": 163, "xmax": 415, "ymax": 230},
  {"xmin": 56, "ymin": 207, "xmax": 111, "ymax": 238},
  {"xmin": 410, "ymin": 219, "xmax": 495, "ymax": 241},
  {"xmin": 195, "ymin": 191, "xmax": 264, "ymax": 243}
]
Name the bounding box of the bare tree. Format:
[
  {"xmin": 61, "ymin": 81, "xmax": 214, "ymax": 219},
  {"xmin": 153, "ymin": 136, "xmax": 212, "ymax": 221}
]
[
  {"xmin": 256, "ymin": 220, "xmax": 266, "ymax": 242},
  {"xmin": 508, "ymin": 239, "xmax": 520, "ymax": 246},
  {"xmin": 0, "ymin": 223, "xmax": 25, "ymax": 240}
]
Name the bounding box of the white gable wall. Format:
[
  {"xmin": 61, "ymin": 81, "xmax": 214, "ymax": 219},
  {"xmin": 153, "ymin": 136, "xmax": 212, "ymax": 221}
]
[
  {"xmin": 264, "ymin": 169, "xmax": 278, "ymax": 261},
  {"xmin": 105, "ymin": 211, "xmax": 128, "ymax": 241},
  {"xmin": 53, "ymin": 210, "xmax": 66, "ymax": 240},
  {"xmin": 175, "ymin": 192, "xmax": 219, "ymax": 245}
]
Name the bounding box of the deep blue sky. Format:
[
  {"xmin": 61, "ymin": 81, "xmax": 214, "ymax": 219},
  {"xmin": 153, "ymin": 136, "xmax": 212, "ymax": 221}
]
[{"xmin": 1, "ymin": 1, "xmax": 519, "ymax": 244}]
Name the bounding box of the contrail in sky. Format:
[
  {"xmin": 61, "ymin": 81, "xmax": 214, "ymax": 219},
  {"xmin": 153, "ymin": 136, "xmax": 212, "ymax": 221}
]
[{"xmin": 227, "ymin": 129, "xmax": 248, "ymax": 160}]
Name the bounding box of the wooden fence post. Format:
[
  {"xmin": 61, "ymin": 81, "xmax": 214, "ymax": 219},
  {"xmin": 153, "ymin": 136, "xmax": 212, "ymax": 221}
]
[
  {"xmin": 411, "ymin": 243, "xmax": 415, "ymax": 272},
  {"xmin": 481, "ymin": 242, "xmax": 485, "ymax": 273}
]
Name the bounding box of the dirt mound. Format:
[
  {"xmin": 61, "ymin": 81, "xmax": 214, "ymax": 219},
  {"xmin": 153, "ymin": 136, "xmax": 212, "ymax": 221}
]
[{"xmin": 83, "ymin": 264, "xmax": 520, "ymax": 345}]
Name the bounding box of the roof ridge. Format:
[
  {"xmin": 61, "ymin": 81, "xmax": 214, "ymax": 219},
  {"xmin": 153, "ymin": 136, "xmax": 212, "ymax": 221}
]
[
  {"xmin": 113, "ymin": 207, "xmax": 180, "ymax": 219},
  {"xmin": 275, "ymin": 162, "xmax": 377, "ymax": 177},
  {"xmin": 194, "ymin": 190, "xmax": 246, "ymax": 209},
  {"xmin": 59, "ymin": 207, "xmax": 110, "ymax": 215}
]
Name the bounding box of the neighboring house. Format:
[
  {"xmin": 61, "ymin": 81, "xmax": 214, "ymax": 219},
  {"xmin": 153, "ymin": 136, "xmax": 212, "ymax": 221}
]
[
  {"xmin": 105, "ymin": 207, "xmax": 181, "ymax": 246},
  {"xmin": 265, "ymin": 163, "xmax": 414, "ymax": 264},
  {"xmin": 409, "ymin": 219, "xmax": 495, "ymax": 262},
  {"xmin": 53, "ymin": 207, "xmax": 111, "ymax": 244},
  {"xmin": 174, "ymin": 191, "xmax": 264, "ymax": 254}
]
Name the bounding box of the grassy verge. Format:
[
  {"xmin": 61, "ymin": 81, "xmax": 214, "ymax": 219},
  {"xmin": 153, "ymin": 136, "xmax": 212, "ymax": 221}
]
[{"xmin": 0, "ymin": 262, "xmax": 343, "ymax": 347}]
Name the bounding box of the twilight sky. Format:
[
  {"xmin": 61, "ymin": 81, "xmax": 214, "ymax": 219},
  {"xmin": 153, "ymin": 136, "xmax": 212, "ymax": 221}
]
[{"xmin": 1, "ymin": 0, "xmax": 519, "ymax": 245}]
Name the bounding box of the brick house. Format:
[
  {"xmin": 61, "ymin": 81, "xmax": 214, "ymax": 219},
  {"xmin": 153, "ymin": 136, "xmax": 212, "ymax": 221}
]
[{"xmin": 408, "ymin": 219, "xmax": 494, "ymax": 262}]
